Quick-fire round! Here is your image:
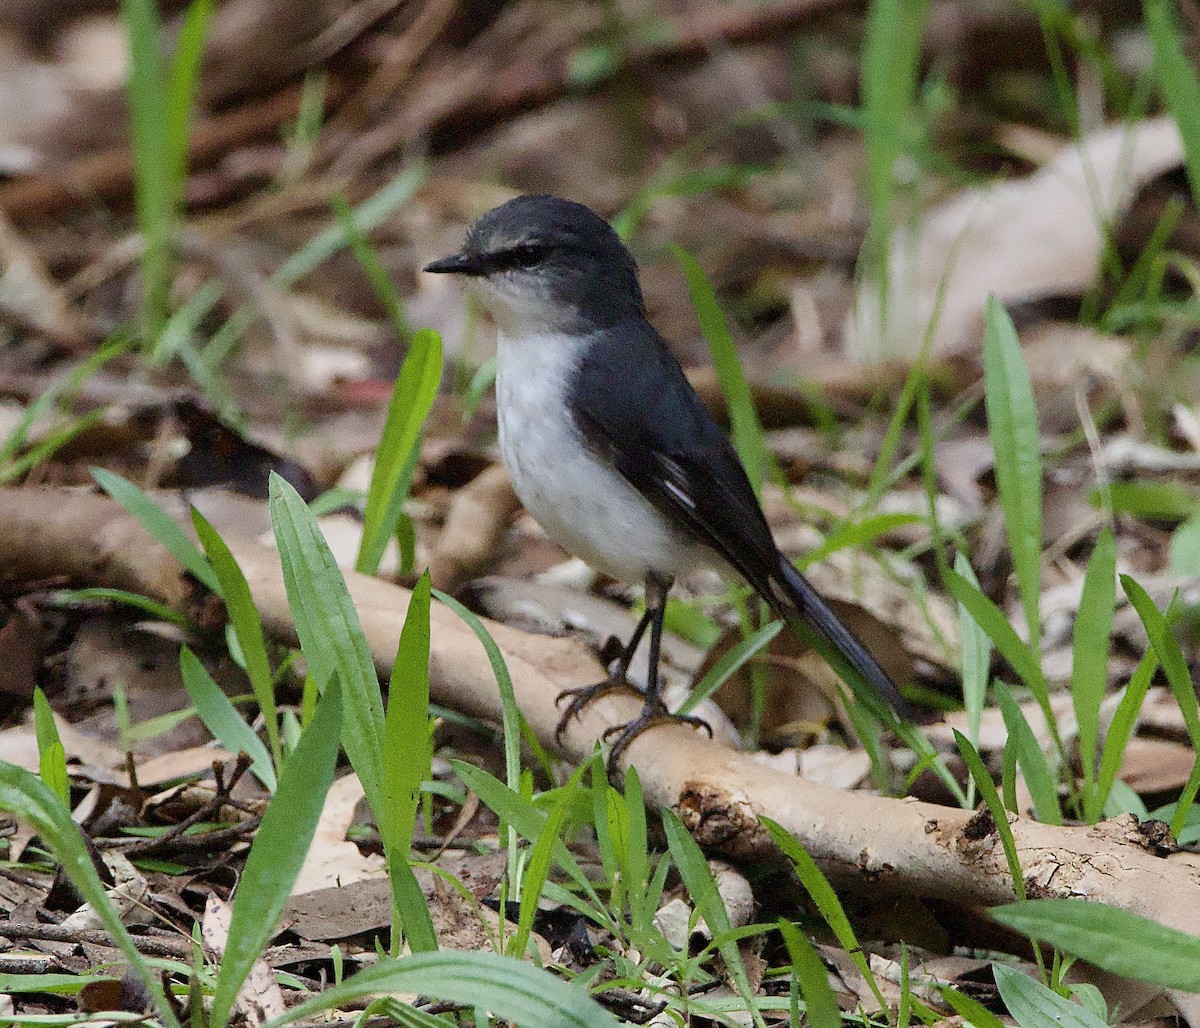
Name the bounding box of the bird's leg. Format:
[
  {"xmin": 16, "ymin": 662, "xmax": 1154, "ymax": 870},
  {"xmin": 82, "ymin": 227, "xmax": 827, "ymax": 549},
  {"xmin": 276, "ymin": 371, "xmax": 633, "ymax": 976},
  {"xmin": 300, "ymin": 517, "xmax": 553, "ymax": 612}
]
[
  {"xmin": 555, "ymin": 574, "xmax": 713, "ymax": 764},
  {"xmin": 600, "ymin": 575, "xmax": 712, "ymax": 770},
  {"xmin": 554, "ymin": 606, "xmax": 654, "ymax": 743}
]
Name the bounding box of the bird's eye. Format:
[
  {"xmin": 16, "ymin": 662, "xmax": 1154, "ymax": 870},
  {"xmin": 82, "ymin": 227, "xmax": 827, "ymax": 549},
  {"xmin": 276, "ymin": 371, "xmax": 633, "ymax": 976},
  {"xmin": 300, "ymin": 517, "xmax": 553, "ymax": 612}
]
[{"xmin": 507, "ymin": 243, "xmax": 547, "ymax": 269}]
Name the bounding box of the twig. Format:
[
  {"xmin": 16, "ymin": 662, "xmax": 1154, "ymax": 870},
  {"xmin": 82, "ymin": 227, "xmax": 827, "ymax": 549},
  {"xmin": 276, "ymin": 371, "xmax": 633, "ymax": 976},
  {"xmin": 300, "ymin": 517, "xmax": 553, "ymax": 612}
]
[
  {"xmin": 0, "ymin": 922, "xmax": 192, "ymax": 959},
  {"xmin": 595, "ymin": 990, "xmax": 668, "ymax": 1024},
  {"xmin": 0, "ymin": 955, "xmax": 55, "ymax": 973},
  {"xmin": 0, "ymin": 79, "xmax": 344, "ymax": 223},
  {"xmin": 118, "ymin": 816, "xmax": 262, "ymax": 858},
  {"xmin": 118, "ymin": 753, "xmax": 254, "ymax": 858},
  {"xmin": 336, "ymin": 0, "xmax": 851, "ymax": 175}
]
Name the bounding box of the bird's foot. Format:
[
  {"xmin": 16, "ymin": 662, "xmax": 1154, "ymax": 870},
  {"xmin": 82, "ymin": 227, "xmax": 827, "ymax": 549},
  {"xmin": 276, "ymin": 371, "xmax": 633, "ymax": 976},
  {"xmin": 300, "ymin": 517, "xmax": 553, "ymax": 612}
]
[
  {"xmin": 599, "ymin": 702, "xmax": 712, "ymax": 772},
  {"xmin": 554, "ymin": 675, "xmax": 648, "ymax": 744},
  {"xmin": 554, "ymin": 677, "xmax": 713, "ymax": 773}
]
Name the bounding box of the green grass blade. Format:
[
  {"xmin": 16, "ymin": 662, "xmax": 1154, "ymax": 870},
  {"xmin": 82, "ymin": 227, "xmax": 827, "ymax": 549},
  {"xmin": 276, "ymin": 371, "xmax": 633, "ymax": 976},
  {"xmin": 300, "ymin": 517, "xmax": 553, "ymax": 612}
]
[
  {"xmin": 895, "ymin": 720, "xmax": 970, "ymax": 807},
  {"xmin": 956, "ymin": 553, "xmax": 992, "ymax": 808},
  {"xmin": 860, "ymin": 0, "xmax": 929, "ymax": 266},
  {"xmin": 0, "ymin": 410, "xmax": 107, "ymax": 485},
  {"xmin": 777, "ymin": 920, "xmax": 840, "ymax": 1028},
  {"xmin": 1120, "ymin": 574, "xmax": 1200, "ymax": 836},
  {"xmin": 1121, "ymin": 575, "xmax": 1200, "ymax": 744},
  {"xmin": 953, "ymin": 730, "xmax": 1025, "ymax": 900},
  {"xmin": 201, "ymin": 164, "xmax": 426, "ymax": 375},
  {"xmin": 761, "ymin": 817, "xmax": 889, "ymax": 1012},
  {"xmin": 461, "ymin": 356, "xmax": 498, "ymax": 425},
  {"xmin": 999, "ymin": 732, "xmax": 1016, "ymax": 813},
  {"xmin": 0, "ymin": 337, "xmax": 129, "ymax": 470},
  {"xmin": 193, "ymin": 508, "xmax": 282, "ymax": 770},
  {"xmin": 152, "ymin": 274, "xmax": 224, "ymax": 369},
  {"xmin": 120, "ymin": 0, "xmax": 169, "ymax": 338},
  {"xmin": 152, "ymin": 0, "xmax": 213, "ymax": 344},
  {"xmin": 352, "ymin": 996, "xmax": 452, "ymax": 1028},
  {"xmin": 274, "ymin": 164, "xmax": 428, "ymax": 287},
  {"xmin": 49, "ymin": 587, "xmax": 193, "ymax": 627},
  {"xmin": 1169, "ymin": 759, "xmax": 1200, "ymax": 841},
  {"xmin": 938, "ymin": 985, "xmax": 1007, "ymax": 1028},
  {"xmin": 382, "ymin": 571, "xmax": 437, "ymax": 953},
  {"xmin": 856, "ymin": 0, "xmax": 931, "ymax": 360},
  {"xmin": 1093, "ymin": 649, "xmax": 1157, "ymax": 822},
  {"xmin": 1071, "ymin": 529, "xmax": 1115, "ymax": 795},
  {"xmin": 795, "ymin": 512, "xmax": 923, "ymax": 571},
  {"xmin": 0, "ymin": 972, "xmax": 114, "ymax": 995},
  {"xmin": 994, "ymin": 682, "xmax": 1062, "ymax": 825},
  {"xmin": 209, "ymin": 678, "xmax": 342, "ymax": 1028},
  {"xmin": 122, "ymin": 705, "xmax": 197, "ymax": 745},
  {"xmin": 512, "ymin": 764, "xmax": 587, "ymax": 960},
  {"xmin": 916, "ymin": 375, "xmax": 950, "ymax": 588},
  {"xmin": 678, "ymin": 619, "xmax": 782, "ymax": 716},
  {"xmin": 280, "ymin": 69, "xmax": 327, "ymax": 179},
  {"xmin": 268, "ymin": 473, "xmax": 387, "ymax": 832},
  {"xmin": 663, "ymin": 596, "xmax": 722, "ymax": 649},
  {"xmin": 942, "ymin": 567, "xmax": 1049, "ymax": 704},
  {"xmin": 451, "ymin": 760, "xmax": 597, "ymax": 900},
  {"xmin": 1102, "ymin": 480, "xmax": 1197, "ymax": 520},
  {"xmin": 863, "ymin": 360, "xmax": 923, "ymax": 509},
  {"xmin": 332, "ymin": 193, "xmax": 412, "ymax": 340},
  {"xmin": 434, "ymin": 591, "xmax": 538, "ymax": 793},
  {"xmin": 384, "ymin": 574, "xmax": 433, "ymax": 833},
  {"xmin": 982, "ymin": 295, "xmax": 1043, "ymax": 653},
  {"xmin": 179, "ymin": 646, "xmax": 276, "ymax": 792},
  {"xmin": 589, "ymin": 756, "xmax": 621, "ymax": 887},
  {"xmin": 163, "ymin": 0, "xmax": 213, "ymax": 214},
  {"xmin": 91, "ymin": 467, "xmax": 220, "ymax": 593},
  {"xmin": 992, "ymin": 963, "xmax": 1107, "ymax": 1028},
  {"xmin": 622, "ymin": 765, "xmax": 650, "ymax": 929},
  {"xmin": 32, "ymin": 688, "xmax": 68, "ymax": 807},
  {"xmin": 260, "ymin": 950, "xmax": 620, "ymax": 1028},
  {"xmin": 661, "ymin": 809, "xmax": 762, "ymax": 1027},
  {"xmin": 0, "ymin": 761, "xmax": 179, "ymax": 1027},
  {"xmin": 1170, "ymin": 509, "xmax": 1200, "ymax": 576},
  {"xmin": 357, "ymin": 328, "xmax": 443, "ymax": 575},
  {"xmin": 1146, "ymin": 0, "xmax": 1200, "ymax": 205},
  {"xmin": 671, "ymin": 244, "xmax": 767, "ymax": 497}
]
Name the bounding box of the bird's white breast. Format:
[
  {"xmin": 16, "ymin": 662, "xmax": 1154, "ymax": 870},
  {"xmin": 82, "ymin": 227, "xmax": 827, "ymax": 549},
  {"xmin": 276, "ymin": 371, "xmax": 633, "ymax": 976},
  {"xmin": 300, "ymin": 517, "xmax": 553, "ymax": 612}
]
[{"xmin": 495, "ymin": 328, "xmax": 698, "ymax": 583}]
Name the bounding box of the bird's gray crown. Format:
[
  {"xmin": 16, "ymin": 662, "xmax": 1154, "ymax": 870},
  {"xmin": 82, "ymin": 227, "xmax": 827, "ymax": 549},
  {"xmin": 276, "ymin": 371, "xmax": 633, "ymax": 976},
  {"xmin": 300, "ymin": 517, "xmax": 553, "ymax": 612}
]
[{"xmin": 426, "ymin": 195, "xmax": 645, "ymax": 330}]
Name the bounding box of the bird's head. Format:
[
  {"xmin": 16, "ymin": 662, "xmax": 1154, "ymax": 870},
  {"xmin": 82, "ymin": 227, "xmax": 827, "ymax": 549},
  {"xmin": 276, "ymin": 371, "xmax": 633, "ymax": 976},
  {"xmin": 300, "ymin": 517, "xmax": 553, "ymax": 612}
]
[{"xmin": 424, "ymin": 194, "xmax": 644, "ymax": 334}]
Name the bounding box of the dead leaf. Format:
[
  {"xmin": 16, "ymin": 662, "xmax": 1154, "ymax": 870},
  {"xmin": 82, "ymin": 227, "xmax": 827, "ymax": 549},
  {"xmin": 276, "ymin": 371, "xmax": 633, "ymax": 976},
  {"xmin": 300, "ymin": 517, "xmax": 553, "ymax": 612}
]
[
  {"xmin": 1118, "ymin": 737, "xmax": 1197, "ymax": 796},
  {"xmin": 281, "ymin": 877, "xmax": 396, "ymax": 942},
  {"xmin": 61, "ymin": 851, "xmax": 150, "ymax": 930},
  {"xmin": 292, "ymin": 772, "xmax": 385, "ymax": 894},
  {"xmin": 846, "ymin": 118, "xmax": 1185, "ymax": 359},
  {"xmin": 0, "ymin": 606, "xmax": 41, "ymax": 712},
  {"xmin": 202, "ymin": 893, "xmax": 286, "ymax": 1025},
  {"xmin": 0, "ymin": 211, "xmax": 85, "ymax": 345}
]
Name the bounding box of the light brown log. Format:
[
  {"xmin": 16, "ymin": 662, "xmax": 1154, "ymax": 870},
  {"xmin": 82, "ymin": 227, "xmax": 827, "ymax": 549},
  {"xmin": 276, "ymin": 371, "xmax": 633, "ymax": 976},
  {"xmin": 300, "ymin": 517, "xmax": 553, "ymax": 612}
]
[{"xmin": 2, "ymin": 485, "xmax": 1198, "ymax": 1016}]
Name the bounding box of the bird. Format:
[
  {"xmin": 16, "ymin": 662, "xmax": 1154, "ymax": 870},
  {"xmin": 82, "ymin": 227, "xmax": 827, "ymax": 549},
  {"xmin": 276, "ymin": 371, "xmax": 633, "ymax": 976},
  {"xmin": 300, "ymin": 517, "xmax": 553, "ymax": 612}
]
[{"xmin": 425, "ymin": 194, "xmax": 909, "ymax": 766}]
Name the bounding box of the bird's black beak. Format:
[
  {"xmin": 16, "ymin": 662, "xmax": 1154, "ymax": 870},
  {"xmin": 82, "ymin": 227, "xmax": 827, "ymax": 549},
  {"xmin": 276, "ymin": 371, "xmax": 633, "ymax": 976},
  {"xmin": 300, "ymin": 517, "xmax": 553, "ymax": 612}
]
[{"xmin": 424, "ymin": 250, "xmax": 487, "ymax": 276}]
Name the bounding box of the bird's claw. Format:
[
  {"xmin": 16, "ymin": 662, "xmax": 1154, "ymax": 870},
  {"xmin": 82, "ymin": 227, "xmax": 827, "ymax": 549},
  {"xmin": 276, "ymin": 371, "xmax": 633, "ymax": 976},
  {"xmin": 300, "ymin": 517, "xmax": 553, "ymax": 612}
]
[
  {"xmin": 553, "ymin": 676, "xmax": 643, "ymax": 744},
  {"xmin": 554, "ymin": 678, "xmax": 713, "ymax": 774}
]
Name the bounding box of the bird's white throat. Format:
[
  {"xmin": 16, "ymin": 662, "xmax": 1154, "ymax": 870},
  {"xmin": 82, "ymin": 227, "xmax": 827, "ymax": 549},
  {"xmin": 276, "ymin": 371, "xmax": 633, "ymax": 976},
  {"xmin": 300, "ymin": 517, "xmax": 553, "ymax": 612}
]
[
  {"xmin": 471, "ymin": 276, "xmax": 577, "ymax": 336},
  {"xmin": 494, "ymin": 327, "xmax": 699, "ymax": 583}
]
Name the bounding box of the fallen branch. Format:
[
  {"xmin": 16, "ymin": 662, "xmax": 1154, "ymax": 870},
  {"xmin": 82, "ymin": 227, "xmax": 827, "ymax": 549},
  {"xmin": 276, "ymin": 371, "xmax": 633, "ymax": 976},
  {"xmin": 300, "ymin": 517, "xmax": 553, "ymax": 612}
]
[
  {"xmin": 331, "ymin": 0, "xmax": 852, "ymax": 174},
  {"xmin": 0, "ymin": 80, "xmax": 341, "ymax": 224},
  {"xmin": 2, "ymin": 487, "xmax": 1199, "ymax": 1002},
  {"xmin": 0, "ymin": 921, "xmax": 192, "ymax": 959}
]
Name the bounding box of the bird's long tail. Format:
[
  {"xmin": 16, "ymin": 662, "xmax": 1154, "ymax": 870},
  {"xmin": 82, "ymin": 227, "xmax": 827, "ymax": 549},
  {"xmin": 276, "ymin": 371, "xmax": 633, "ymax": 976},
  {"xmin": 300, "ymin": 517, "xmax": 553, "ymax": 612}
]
[{"xmin": 767, "ymin": 557, "xmax": 911, "ymax": 721}]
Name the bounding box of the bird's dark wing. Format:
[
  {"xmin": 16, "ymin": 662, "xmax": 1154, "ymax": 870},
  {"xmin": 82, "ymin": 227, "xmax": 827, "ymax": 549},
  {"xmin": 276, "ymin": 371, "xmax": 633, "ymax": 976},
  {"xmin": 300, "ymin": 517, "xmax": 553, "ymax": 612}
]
[
  {"xmin": 569, "ymin": 319, "xmax": 908, "ymax": 719},
  {"xmin": 569, "ymin": 320, "xmax": 779, "ymax": 585}
]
